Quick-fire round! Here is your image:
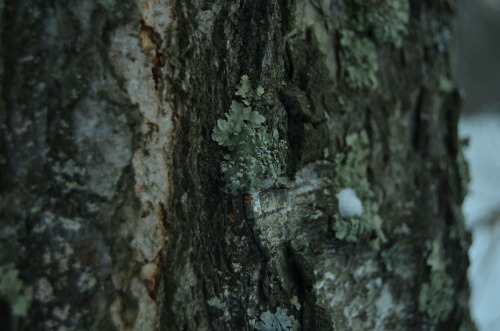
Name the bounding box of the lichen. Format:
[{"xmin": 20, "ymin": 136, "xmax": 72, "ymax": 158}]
[
  {"xmin": 456, "ymin": 138, "xmax": 471, "ymax": 200},
  {"xmin": 207, "ymin": 296, "xmax": 225, "ymax": 310},
  {"xmin": 0, "ymin": 263, "xmax": 32, "ymax": 317},
  {"xmin": 332, "ymin": 131, "xmax": 386, "ymax": 248},
  {"xmin": 418, "ymin": 241, "xmax": 455, "ymax": 323},
  {"xmin": 439, "ymin": 76, "xmax": 454, "ymax": 93},
  {"xmin": 333, "ymin": 216, "xmax": 373, "ymax": 242},
  {"xmin": 354, "ymin": 0, "xmax": 410, "ymax": 48},
  {"xmin": 234, "ymin": 74, "xmax": 264, "ymax": 105},
  {"xmin": 250, "ymin": 307, "xmax": 300, "ymax": 331},
  {"xmin": 340, "ymin": 30, "xmax": 379, "ymax": 90},
  {"xmin": 77, "ymin": 272, "xmax": 97, "ymax": 291},
  {"xmin": 212, "ymin": 76, "xmax": 287, "ymax": 195},
  {"xmin": 290, "ymin": 296, "xmax": 301, "ymax": 311}
]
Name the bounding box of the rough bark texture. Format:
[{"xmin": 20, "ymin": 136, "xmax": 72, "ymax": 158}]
[{"xmin": 0, "ymin": 0, "xmax": 475, "ymax": 330}]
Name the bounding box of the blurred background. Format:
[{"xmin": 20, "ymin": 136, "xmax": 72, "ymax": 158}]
[{"xmin": 456, "ymin": 0, "xmax": 500, "ymax": 330}]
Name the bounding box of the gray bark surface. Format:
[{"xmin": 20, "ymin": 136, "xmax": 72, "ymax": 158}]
[{"xmin": 0, "ymin": 0, "xmax": 475, "ymax": 330}]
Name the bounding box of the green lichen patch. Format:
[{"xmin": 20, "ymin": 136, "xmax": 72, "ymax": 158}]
[
  {"xmin": 340, "ymin": 30, "xmax": 379, "ymax": 90},
  {"xmin": 419, "ymin": 241, "xmax": 455, "ymax": 323},
  {"xmin": 212, "ymin": 76, "xmax": 287, "ymax": 195},
  {"xmin": 439, "ymin": 76, "xmax": 454, "ymax": 93},
  {"xmin": 355, "ymin": 0, "xmax": 410, "ymax": 48},
  {"xmin": 0, "ymin": 263, "xmax": 32, "ymax": 317},
  {"xmin": 235, "ymin": 74, "xmax": 265, "ymax": 105},
  {"xmin": 332, "ymin": 131, "xmax": 386, "ymax": 248},
  {"xmin": 334, "ymin": 131, "xmax": 370, "ymax": 190},
  {"xmin": 457, "ymin": 138, "xmax": 471, "ymax": 201},
  {"xmin": 333, "ymin": 216, "xmax": 373, "ymax": 242},
  {"xmin": 250, "ymin": 307, "xmax": 301, "ymax": 331}
]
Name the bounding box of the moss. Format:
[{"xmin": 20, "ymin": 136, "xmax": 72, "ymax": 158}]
[
  {"xmin": 0, "ymin": 263, "xmax": 32, "ymax": 317},
  {"xmin": 418, "ymin": 241, "xmax": 455, "ymax": 323},
  {"xmin": 354, "ymin": 0, "xmax": 410, "ymax": 48},
  {"xmin": 332, "ymin": 131, "xmax": 386, "ymax": 248},
  {"xmin": 212, "ymin": 76, "xmax": 287, "ymax": 195},
  {"xmin": 340, "ymin": 30, "xmax": 379, "ymax": 90}
]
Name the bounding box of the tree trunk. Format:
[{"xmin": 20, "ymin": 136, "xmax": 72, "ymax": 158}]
[{"xmin": 0, "ymin": 0, "xmax": 476, "ymax": 330}]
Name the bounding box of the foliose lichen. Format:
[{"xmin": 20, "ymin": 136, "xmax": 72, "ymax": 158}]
[
  {"xmin": 250, "ymin": 307, "xmax": 300, "ymax": 331},
  {"xmin": 354, "ymin": 0, "xmax": 410, "ymax": 48},
  {"xmin": 332, "ymin": 131, "xmax": 386, "ymax": 249},
  {"xmin": 418, "ymin": 241, "xmax": 455, "ymax": 323},
  {"xmin": 212, "ymin": 76, "xmax": 287, "ymax": 195},
  {"xmin": 340, "ymin": 30, "xmax": 379, "ymax": 90},
  {"xmin": 0, "ymin": 263, "xmax": 32, "ymax": 317}
]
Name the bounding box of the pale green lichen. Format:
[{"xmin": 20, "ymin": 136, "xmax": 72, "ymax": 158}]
[
  {"xmin": 207, "ymin": 296, "xmax": 225, "ymax": 310},
  {"xmin": 212, "ymin": 76, "xmax": 287, "ymax": 195},
  {"xmin": 234, "ymin": 74, "xmax": 265, "ymax": 105},
  {"xmin": 355, "ymin": 0, "xmax": 410, "ymax": 48},
  {"xmin": 457, "ymin": 138, "xmax": 471, "ymax": 200},
  {"xmin": 340, "ymin": 30, "xmax": 379, "ymax": 90},
  {"xmin": 449, "ymin": 140, "xmax": 471, "ymax": 250},
  {"xmin": 78, "ymin": 271, "xmax": 97, "ymax": 291},
  {"xmin": 250, "ymin": 307, "xmax": 300, "ymax": 331},
  {"xmin": 0, "ymin": 263, "xmax": 32, "ymax": 317},
  {"xmin": 418, "ymin": 241, "xmax": 455, "ymax": 323},
  {"xmin": 290, "ymin": 296, "xmax": 301, "ymax": 311},
  {"xmin": 439, "ymin": 76, "xmax": 454, "ymax": 93},
  {"xmin": 332, "ymin": 131, "xmax": 386, "ymax": 249}
]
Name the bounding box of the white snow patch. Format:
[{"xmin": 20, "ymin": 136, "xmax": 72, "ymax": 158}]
[
  {"xmin": 459, "ymin": 111, "xmax": 500, "ymax": 331},
  {"xmin": 460, "ymin": 112, "xmax": 500, "ymax": 226},
  {"xmin": 336, "ymin": 188, "xmax": 363, "ymax": 218}
]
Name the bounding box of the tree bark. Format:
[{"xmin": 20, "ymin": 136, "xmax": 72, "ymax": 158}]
[{"xmin": 0, "ymin": 0, "xmax": 475, "ymax": 330}]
